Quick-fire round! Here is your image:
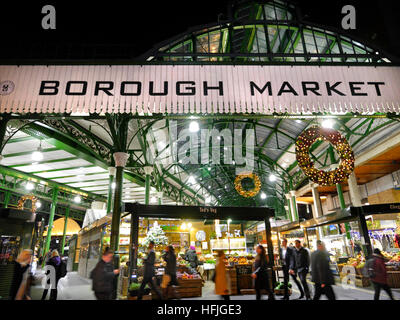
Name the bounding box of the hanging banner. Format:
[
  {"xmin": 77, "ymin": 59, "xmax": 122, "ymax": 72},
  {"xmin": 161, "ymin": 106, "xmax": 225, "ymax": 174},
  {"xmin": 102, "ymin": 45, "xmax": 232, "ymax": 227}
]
[{"xmin": 0, "ymin": 65, "xmax": 399, "ymax": 114}]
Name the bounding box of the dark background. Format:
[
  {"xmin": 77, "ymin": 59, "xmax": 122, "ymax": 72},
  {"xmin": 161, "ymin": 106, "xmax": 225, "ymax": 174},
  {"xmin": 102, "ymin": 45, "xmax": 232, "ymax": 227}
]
[{"xmin": 1, "ymin": 0, "xmax": 399, "ymax": 60}]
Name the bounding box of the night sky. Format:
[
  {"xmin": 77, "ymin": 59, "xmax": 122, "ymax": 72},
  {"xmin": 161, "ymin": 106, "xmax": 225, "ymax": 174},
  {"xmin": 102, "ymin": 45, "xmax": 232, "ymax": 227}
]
[{"xmin": 1, "ymin": 0, "xmax": 399, "ymax": 60}]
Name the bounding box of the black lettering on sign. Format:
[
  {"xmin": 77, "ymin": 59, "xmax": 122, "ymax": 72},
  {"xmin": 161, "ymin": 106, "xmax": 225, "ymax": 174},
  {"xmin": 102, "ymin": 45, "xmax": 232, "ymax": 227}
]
[
  {"xmin": 250, "ymin": 81, "xmax": 272, "ymax": 96},
  {"xmin": 302, "ymin": 81, "xmax": 321, "ymax": 96},
  {"xmin": 203, "ymin": 81, "xmax": 223, "ymax": 96},
  {"xmin": 278, "ymin": 81, "xmax": 298, "ymax": 96},
  {"xmin": 120, "ymin": 81, "xmax": 142, "ymax": 96},
  {"xmin": 149, "ymin": 81, "xmax": 168, "ymax": 96},
  {"xmin": 65, "ymin": 81, "xmax": 87, "ymax": 95},
  {"xmin": 326, "ymin": 82, "xmax": 345, "ymax": 96},
  {"xmin": 176, "ymin": 81, "xmax": 196, "ymax": 96},
  {"xmin": 94, "ymin": 81, "xmax": 114, "ymax": 96},
  {"xmin": 349, "ymin": 82, "xmax": 367, "ymax": 96},
  {"xmin": 39, "ymin": 81, "xmax": 59, "ymax": 95}
]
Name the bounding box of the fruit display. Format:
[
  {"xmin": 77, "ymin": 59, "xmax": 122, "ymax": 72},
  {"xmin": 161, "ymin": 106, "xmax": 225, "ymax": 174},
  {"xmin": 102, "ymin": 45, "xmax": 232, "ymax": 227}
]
[{"xmin": 177, "ymin": 272, "xmax": 201, "ymax": 280}]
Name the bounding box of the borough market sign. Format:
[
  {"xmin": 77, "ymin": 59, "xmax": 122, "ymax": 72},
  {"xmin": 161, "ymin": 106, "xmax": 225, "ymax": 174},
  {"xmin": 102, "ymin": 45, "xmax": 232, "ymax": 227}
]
[{"xmin": 0, "ymin": 65, "xmax": 399, "ymax": 114}]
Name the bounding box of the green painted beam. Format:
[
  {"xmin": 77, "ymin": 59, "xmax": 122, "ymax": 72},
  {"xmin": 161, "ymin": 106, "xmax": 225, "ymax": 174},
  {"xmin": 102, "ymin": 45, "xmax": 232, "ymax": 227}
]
[{"xmin": 3, "ymin": 147, "xmax": 59, "ymax": 158}]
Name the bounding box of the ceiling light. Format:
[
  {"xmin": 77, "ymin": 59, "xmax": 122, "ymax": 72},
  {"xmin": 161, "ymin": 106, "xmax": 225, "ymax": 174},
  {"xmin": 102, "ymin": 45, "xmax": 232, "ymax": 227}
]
[
  {"xmin": 189, "ymin": 121, "xmax": 199, "ymax": 133},
  {"xmin": 205, "ymin": 197, "xmax": 211, "ymax": 204},
  {"xmin": 269, "ymin": 174, "xmax": 277, "ymax": 182},
  {"xmin": 31, "ymin": 149, "xmax": 43, "ymax": 162},
  {"xmin": 73, "ymin": 195, "xmax": 81, "ymax": 203},
  {"xmin": 187, "ymin": 175, "xmax": 196, "ymax": 185},
  {"xmin": 295, "ymin": 120, "xmax": 302, "ymax": 124},
  {"xmin": 260, "ymin": 192, "xmax": 267, "ymax": 200},
  {"xmin": 36, "ymin": 201, "xmax": 42, "ymax": 208},
  {"xmin": 321, "ymin": 119, "xmax": 334, "ymax": 129},
  {"xmin": 25, "ymin": 182, "xmax": 34, "ymax": 190}
]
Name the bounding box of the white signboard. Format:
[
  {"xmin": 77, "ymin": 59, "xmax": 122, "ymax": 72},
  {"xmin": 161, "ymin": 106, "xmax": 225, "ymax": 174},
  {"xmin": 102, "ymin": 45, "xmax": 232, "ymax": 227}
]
[{"xmin": 1, "ymin": 65, "xmax": 399, "ymax": 114}]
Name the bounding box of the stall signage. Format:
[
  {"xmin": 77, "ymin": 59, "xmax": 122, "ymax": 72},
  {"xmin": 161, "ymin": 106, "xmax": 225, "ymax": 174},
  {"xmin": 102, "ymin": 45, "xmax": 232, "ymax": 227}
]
[
  {"xmin": 199, "ymin": 207, "xmax": 217, "ymax": 214},
  {"xmin": 1, "ymin": 65, "xmax": 399, "ymax": 114},
  {"xmin": 361, "ymin": 203, "xmax": 400, "ymax": 215}
]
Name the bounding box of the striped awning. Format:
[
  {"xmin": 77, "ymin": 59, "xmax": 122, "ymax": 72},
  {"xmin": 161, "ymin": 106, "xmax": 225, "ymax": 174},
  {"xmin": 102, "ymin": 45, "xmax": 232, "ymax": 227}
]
[{"xmin": 1, "ymin": 65, "xmax": 400, "ymax": 114}]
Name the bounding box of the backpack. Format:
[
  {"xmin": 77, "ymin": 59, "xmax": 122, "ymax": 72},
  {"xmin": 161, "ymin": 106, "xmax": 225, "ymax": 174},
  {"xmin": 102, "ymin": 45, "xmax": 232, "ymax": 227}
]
[
  {"xmin": 60, "ymin": 261, "xmax": 67, "ymax": 278},
  {"xmin": 363, "ymin": 258, "xmax": 375, "ymax": 279}
]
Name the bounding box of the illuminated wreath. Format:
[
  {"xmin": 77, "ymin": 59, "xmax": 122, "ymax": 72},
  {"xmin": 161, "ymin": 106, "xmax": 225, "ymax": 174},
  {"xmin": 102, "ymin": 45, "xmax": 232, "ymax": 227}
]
[
  {"xmin": 17, "ymin": 194, "xmax": 38, "ymax": 213},
  {"xmin": 234, "ymin": 173, "xmax": 261, "ymax": 198},
  {"xmin": 296, "ymin": 126, "xmax": 355, "ymax": 186}
]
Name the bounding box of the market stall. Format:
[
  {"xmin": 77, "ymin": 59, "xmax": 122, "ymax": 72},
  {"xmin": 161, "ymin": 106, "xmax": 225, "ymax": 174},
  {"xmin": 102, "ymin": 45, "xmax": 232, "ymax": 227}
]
[{"xmin": 125, "ymin": 203, "xmax": 275, "ymax": 299}]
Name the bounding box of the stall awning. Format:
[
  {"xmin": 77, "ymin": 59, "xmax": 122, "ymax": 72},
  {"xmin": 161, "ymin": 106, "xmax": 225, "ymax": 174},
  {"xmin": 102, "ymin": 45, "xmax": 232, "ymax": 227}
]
[
  {"xmin": 300, "ymin": 208, "xmax": 358, "ymax": 229},
  {"xmin": 1, "ymin": 65, "xmax": 400, "ymax": 114}
]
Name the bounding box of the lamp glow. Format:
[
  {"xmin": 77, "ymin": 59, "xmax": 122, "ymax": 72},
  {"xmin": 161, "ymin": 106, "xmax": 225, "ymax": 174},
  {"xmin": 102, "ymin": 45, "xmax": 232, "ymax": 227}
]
[
  {"xmin": 25, "ymin": 182, "xmax": 34, "ymax": 190},
  {"xmin": 73, "ymin": 195, "xmax": 81, "ymax": 203},
  {"xmin": 269, "ymin": 174, "xmax": 277, "ymax": 182},
  {"xmin": 321, "ymin": 119, "xmax": 334, "ymax": 129},
  {"xmin": 31, "ymin": 150, "xmax": 43, "ymax": 162},
  {"xmin": 260, "ymin": 192, "xmax": 267, "ymax": 200},
  {"xmin": 189, "ymin": 121, "xmax": 199, "ymax": 133}
]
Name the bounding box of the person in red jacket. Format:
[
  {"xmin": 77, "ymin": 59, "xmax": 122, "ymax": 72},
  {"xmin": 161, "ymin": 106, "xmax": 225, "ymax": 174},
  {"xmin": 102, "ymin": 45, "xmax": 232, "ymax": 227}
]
[{"xmin": 370, "ymin": 248, "xmax": 395, "ymax": 300}]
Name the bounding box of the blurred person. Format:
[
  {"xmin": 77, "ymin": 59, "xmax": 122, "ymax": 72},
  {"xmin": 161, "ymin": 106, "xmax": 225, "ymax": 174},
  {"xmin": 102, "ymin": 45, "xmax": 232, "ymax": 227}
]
[
  {"xmin": 368, "ymin": 248, "xmax": 395, "ymax": 300},
  {"xmin": 214, "ymin": 250, "xmax": 231, "ymax": 300},
  {"xmin": 185, "ymin": 245, "xmax": 199, "ymax": 269},
  {"xmin": 138, "ymin": 241, "xmax": 163, "ymax": 300},
  {"xmin": 41, "ymin": 249, "xmax": 66, "ymax": 300},
  {"xmin": 10, "ymin": 249, "xmax": 33, "ymax": 300},
  {"xmin": 311, "ymin": 240, "xmax": 336, "ymax": 300},
  {"xmin": 290, "ymin": 240, "xmax": 311, "ymax": 300},
  {"xmin": 252, "ymin": 245, "xmax": 275, "ymax": 300},
  {"xmin": 91, "ymin": 249, "xmax": 120, "ymax": 300},
  {"xmin": 162, "ymin": 245, "xmax": 179, "ymax": 299},
  {"xmin": 279, "ymin": 238, "xmax": 301, "ymax": 300}
]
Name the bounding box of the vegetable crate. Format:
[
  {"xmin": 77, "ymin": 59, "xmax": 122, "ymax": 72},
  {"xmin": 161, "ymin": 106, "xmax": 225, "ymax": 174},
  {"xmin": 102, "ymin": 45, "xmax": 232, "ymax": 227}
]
[{"xmin": 387, "ymin": 271, "xmax": 400, "ymax": 288}]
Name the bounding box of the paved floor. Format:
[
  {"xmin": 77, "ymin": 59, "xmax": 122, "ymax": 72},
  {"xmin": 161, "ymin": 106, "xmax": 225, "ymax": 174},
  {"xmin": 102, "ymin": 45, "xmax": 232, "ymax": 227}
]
[{"xmin": 31, "ymin": 271, "xmax": 400, "ymax": 300}]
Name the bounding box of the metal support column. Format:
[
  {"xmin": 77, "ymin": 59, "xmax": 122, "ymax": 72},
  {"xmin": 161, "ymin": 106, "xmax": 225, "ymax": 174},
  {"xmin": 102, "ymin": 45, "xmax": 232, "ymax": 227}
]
[
  {"xmin": 128, "ymin": 211, "xmax": 139, "ymax": 285},
  {"xmin": 3, "ymin": 190, "xmax": 11, "ymax": 208},
  {"xmin": 144, "ymin": 166, "xmax": 153, "ymax": 205},
  {"xmin": 44, "ymin": 187, "xmax": 58, "ymax": 257},
  {"xmin": 264, "ymin": 216, "xmax": 276, "ymax": 289},
  {"xmin": 107, "ymin": 167, "xmax": 116, "ymax": 213},
  {"xmin": 357, "ymin": 208, "xmax": 373, "ymax": 257},
  {"xmin": 61, "ymin": 206, "xmax": 69, "ymax": 255},
  {"xmin": 110, "ymin": 152, "xmax": 129, "ymax": 255}
]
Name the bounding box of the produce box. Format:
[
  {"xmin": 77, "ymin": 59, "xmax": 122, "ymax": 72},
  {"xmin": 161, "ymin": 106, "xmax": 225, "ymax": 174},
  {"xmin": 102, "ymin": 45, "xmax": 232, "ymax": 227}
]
[
  {"xmin": 177, "ymin": 287, "xmax": 202, "ymax": 298},
  {"xmin": 177, "ymin": 278, "xmax": 203, "ymax": 288},
  {"xmin": 387, "ymin": 271, "xmax": 400, "ymax": 288},
  {"xmin": 128, "ymin": 294, "xmax": 152, "ymax": 300},
  {"xmin": 339, "ymin": 273, "xmax": 370, "ymax": 288}
]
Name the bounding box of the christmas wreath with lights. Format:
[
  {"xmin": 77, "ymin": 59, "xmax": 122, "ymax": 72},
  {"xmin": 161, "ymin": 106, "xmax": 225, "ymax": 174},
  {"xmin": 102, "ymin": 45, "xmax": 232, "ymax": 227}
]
[
  {"xmin": 234, "ymin": 173, "xmax": 261, "ymax": 198},
  {"xmin": 296, "ymin": 126, "xmax": 355, "ymax": 186},
  {"xmin": 17, "ymin": 194, "xmax": 38, "ymax": 213}
]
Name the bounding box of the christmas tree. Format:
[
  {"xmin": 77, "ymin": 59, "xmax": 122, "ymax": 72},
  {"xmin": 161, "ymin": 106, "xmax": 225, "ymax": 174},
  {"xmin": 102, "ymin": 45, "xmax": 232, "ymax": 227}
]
[{"xmin": 143, "ymin": 222, "xmax": 168, "ymax": 246}]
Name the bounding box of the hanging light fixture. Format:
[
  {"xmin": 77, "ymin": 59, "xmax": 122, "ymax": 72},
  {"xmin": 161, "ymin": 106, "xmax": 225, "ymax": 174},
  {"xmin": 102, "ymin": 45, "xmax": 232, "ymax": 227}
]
[
  {"xmin": 189, "ymin": 121, "xmax": 199, "ymax": 133},
  {"xmin": 73, "ymin": 195, "xmax": 81, "ymax": 203},
  {"xmin": 187, "ymin": 175, "xmax": 196, "ymax": 185},
  {"xmin": 269, "ymin": 174, "xmax": 277, "ymax": 182},
  {"xmin": 31, "ymin": 141, "xmax": 44, "ymax": 162},
  {"xmin": 321, "ymin": 119, "xmax": 334, "ymax": 129},
  {"xmin": 25, "ymin": 182, "xmax": 34, "ymax": 191},
  {"xmin": 260, "ymin": 192, "xmax": 267, "ymax": 200},
  {"xmin": 36, "ymin": 200, "xmax": 42, "ymax": 208}
]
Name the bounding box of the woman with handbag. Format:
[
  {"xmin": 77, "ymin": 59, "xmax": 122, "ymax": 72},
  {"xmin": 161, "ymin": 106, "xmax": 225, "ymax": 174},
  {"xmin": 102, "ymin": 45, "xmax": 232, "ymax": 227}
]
[{"xmin": 161, "ymin": 245, "xmax": 179, "ymax": 299}]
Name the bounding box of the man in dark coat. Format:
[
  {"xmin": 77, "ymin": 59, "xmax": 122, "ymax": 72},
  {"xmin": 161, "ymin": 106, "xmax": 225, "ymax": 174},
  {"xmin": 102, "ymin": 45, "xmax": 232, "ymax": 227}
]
[
  {"xmin": 279, "ymin": 238, "xmax": 302, "ymax": 300},
  {"xmin": 290, "ymin": 240, "xmax": 311, "ymax": 300},
  {"xmin": 185, "ymin": 246, "xmax": 199, "ymax": 269},
  {"xmin": 137, "ymin": 241, "xmax": 163, "ymax": 300},
  {"xmin": 90, "ymin": 249, "xmax": 119, "ymax": 300},
  {"xmin": 311, "ymin": 240, "xmax": 336, "ymax": 300}
]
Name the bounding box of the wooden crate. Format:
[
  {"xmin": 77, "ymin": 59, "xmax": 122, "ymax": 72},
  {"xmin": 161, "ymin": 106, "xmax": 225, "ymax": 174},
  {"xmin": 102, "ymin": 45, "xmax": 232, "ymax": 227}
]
[
  {"xmin": 177, "ymin": 278, "xmax": 203, "ymax": 288},
  {"xmin": 237, "ymin": 274, "xmax": 253, "ymax": 290},
  {"xmin": 387, "ymin": 271, "xmax": 400, "ymax": 288},
  {"xmin": 177, "ymin": 287, "xmax": 202, "ymax": 298},
  {"xmin": 339, "ymin": 273, "xmax": 370, "ymax": 287}
]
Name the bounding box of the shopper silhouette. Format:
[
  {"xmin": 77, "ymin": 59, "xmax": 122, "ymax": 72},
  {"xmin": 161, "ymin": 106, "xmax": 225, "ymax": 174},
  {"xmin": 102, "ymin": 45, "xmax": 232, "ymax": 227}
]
[
  {"xmin": 290, "ymin": 240, "xmax": 311, "ymax": 300},
  {"xmin": 311, "ymin": 240, "xmax": 336, "ymax": 300},
  {"xmin": 138, "ymin": 241, "xmax": 163, "ymax": 300},
  {"xmin": 252, "ymin": 245, "xmax": 275, "ymax": 300},
  {"xmin": 279, "ymin": 238, "xmax": 300, "ymax": 300},
  {"xmin": 90, "ymin": 249, "xmax": 120, "ymax": 300},
  {"xmin": 367, "ymin": 248, "xmax": 395, "ymax": 300}
]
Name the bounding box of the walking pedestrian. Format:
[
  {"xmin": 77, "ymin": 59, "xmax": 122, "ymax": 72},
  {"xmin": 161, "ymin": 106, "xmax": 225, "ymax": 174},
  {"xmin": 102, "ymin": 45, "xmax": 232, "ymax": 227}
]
[
  {"xmin": 161, "ymin": 245, "xmax": 179, "ymax": 299},
  {"xmin": 91, "ymin": 249, "xmax": 120, "ymax": 300},
  {"xmin": 41, "ymin": 250, "xmax": 66, "ymax": 300},
  {"xmin": 252, "ymin": 245, "xmax": 275, "ymax": 300},
  {"xmin": 367, "ymin": 248, "xmax": 395, "ymax": 300},
  {"xmin": 311, "ymin": 240, "xmax": 336, "ymax": 300},
  {"xmin": 290, "ymin": 240, "xmax": 311, "ymax": 300},
  {"xmin": 279, "ymin": 238, "xmax": 302, "ymax": 300},
  {"xmin": 185, "ymin": 246, "xmax": 199, "ymax": 269},
  {"xmin": 10, "ymin": 249, "xmax": 33, "ymax": 300},
  {"xmin": 138, "ymin": 241, "xmax": 163, "ymax": 300},
  {"xmin": 214, "ymin": 250, "xmax": 231, "ymax": 300}
]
